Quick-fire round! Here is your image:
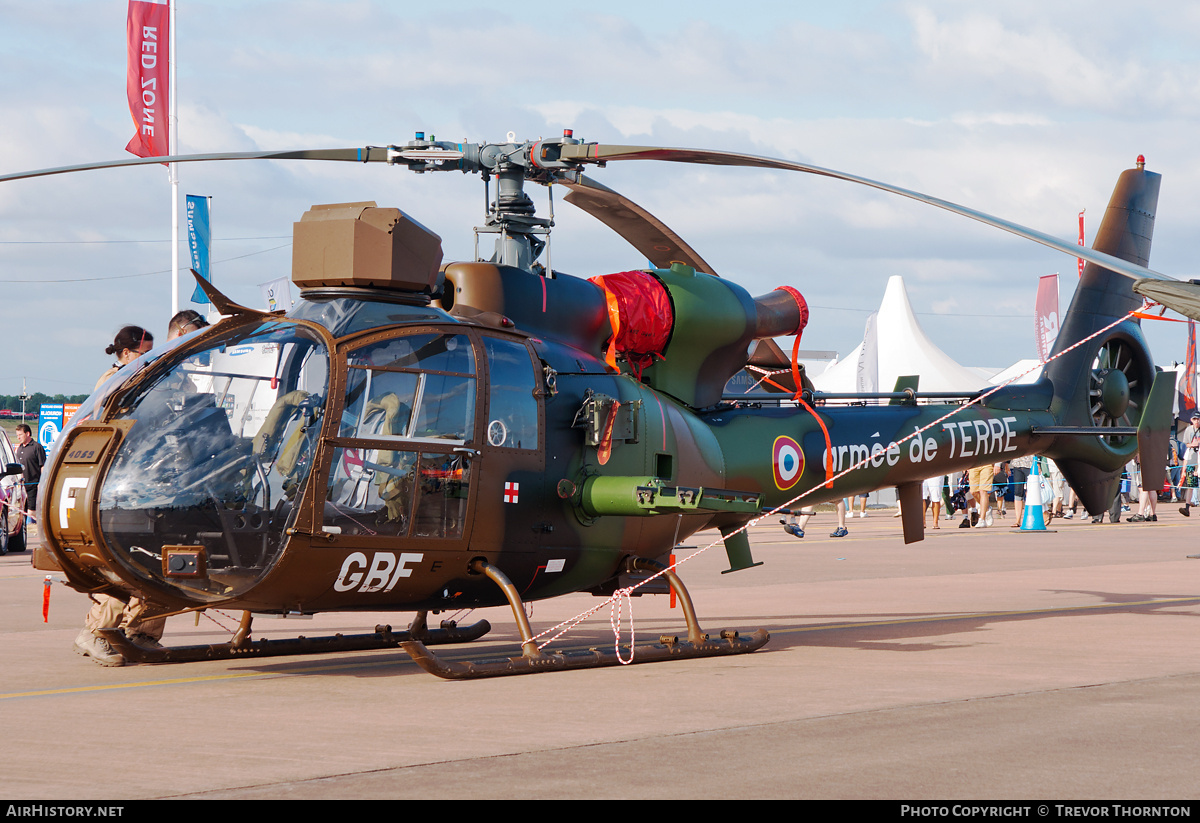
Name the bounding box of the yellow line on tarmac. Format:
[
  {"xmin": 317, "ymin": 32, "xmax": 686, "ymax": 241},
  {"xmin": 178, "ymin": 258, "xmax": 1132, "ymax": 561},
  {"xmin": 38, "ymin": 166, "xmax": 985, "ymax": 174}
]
[
  {"xmin": 2, "ymin": 673, "xmax": 278, "ymax": 699},
  {"xmin": 0, "ymin": 657, "xmax": 411, "ymax": 700}
]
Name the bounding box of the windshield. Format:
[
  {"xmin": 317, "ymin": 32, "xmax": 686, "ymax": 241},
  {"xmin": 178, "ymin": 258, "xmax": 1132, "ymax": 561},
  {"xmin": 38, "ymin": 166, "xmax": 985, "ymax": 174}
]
[
  {"xmin": 97, "ymin": 320, "xmax": 329, "ymax": 601},
  {"xmin": 65, "ymin": 333, "xmax": 196, "ymax": 448}
]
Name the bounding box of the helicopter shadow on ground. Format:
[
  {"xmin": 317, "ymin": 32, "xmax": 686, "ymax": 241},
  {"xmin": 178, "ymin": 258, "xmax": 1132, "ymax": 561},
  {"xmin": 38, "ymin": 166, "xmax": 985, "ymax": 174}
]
[
  {"xmin": 184, "ymin": 622, "xmax": 641, "ymax": 680},
  {"xmin": 204, "ymin": 649, "xmax": 445, "ymax": 679},
  {"xmin": 719, "ymin": 590, "xmax": 1200, "ymax": 654},
  {"xmin": 133, "ymin": 589, "xmax": 1200, "ymax": 678}
]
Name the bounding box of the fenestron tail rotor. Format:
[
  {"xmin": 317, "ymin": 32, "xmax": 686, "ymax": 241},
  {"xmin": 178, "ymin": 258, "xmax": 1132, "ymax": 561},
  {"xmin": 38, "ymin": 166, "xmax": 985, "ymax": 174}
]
[{"xmin": 1089, "ymin": 336, "xmax": 1149, "ymax": 436}]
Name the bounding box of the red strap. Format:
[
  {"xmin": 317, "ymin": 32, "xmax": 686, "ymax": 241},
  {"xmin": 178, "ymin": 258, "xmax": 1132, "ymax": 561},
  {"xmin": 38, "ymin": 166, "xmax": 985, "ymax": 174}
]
[
  {"xmin": 597, "ymin": 401, "xmax": 620, "ymax": 466},
  {"xmin": 791, "ymin": 334, "xmax": 834, "ymax": 488},
  {"xmin": 601, "ymin": 289, "xmax": 621, "ymax": 373},
  {"xmin": 750, "ymin": 331, "xmax": 833, "ymax": 489},
  {"xmin": 795, "ymin": 394, "xmax": 835, "ymax": 488},
  {"xmin": 790, "ymin": 328, "xmax": 804, "ymax": 398},
  {"xmin": 751, "ymin": 370, "xmax": 835, "ymax": 488}
]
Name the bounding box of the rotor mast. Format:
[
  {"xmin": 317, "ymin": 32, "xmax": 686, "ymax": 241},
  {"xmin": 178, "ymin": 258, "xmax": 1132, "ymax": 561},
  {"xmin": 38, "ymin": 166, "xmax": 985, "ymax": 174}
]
[{"xmin": 396, "ymin": 130, "xmax": 583, "ymax": 273}]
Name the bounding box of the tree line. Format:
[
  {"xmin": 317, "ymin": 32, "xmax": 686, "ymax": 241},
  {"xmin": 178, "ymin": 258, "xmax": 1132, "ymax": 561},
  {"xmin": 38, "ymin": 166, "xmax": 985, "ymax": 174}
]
[{"xmin": 0, "ymin": 393, "xmax": 90, "ymax": 412}]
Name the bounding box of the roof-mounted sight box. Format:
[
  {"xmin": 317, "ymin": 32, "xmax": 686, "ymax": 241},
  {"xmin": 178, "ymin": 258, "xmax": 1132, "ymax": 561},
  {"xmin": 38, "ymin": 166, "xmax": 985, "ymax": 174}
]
[{"xmin": 291, "ymin": 202, "xmax": 443, "ymax": 293}]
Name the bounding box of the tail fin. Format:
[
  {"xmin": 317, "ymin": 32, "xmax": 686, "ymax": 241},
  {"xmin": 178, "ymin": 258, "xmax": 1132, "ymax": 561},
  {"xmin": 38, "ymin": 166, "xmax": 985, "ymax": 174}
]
[{"xmin": 1042, "ymin": 164, "xmax": 1161, "ymax": 514}]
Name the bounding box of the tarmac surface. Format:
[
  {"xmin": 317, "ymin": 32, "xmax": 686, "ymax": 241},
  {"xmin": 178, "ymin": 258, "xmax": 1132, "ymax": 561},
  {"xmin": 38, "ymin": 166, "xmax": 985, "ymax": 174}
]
[{"xmin": 4, "ymin": 503, "xmax": 1200, "ymax": 800}]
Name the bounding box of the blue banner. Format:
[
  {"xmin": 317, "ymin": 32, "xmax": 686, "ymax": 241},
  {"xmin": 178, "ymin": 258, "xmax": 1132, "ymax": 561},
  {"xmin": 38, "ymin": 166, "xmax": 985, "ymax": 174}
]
[
  {"xmin": 186, "ymin": 194, "xmax": 212, "ymax": 305},
  {"xmin": 38, "ymin": 404, "xmax": 63, "ymax": 449}
]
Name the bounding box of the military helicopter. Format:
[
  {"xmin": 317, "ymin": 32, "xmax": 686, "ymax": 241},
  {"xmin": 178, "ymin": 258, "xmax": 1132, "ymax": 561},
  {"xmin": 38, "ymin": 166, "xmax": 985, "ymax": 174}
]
[{"xmin": 4, "ymin": 134, "xmax": 1178, "ymax": 679}]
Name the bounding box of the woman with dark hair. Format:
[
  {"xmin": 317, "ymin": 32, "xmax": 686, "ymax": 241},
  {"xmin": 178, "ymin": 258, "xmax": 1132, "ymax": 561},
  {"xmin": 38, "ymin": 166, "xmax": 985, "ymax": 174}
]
[
  {"xmin": 75, "ymin": 323, "xmax": 160, "ymax": 665},
  {"xmin": 95, "ymin": 325, "xmax": 154, "ymax": 390}
]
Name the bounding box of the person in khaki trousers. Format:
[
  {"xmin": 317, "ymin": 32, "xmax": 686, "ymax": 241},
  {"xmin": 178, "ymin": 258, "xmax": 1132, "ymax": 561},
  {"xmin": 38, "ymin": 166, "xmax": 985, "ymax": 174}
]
[{"xmin": 74, "ymin": 317, "xmax": 206, "ymax": 666}]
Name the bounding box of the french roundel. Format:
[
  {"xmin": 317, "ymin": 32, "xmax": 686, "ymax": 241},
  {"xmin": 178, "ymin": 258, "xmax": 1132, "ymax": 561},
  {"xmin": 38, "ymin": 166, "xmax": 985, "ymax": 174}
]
[{"xmin": 772, "ymin": 435, "xmax": 804, "ymax": 491}]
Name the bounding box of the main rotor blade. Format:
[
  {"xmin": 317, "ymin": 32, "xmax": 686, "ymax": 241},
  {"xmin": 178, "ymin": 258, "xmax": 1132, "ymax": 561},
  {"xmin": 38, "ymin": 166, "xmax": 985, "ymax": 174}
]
[
  {"xmin": 558, "ymin": 175, "xmax": 717, "ymax": 275},
  {"xmin": 561, "ymin": 144, "xmax": 1175, "ymax": 283},
  {"xmin": 1132, "ymin": 279, "xmax": 1200, "ymax": 321},
  {"xmin": 0, "ymin": 147, "xmax": 393, "ymax": 183}
]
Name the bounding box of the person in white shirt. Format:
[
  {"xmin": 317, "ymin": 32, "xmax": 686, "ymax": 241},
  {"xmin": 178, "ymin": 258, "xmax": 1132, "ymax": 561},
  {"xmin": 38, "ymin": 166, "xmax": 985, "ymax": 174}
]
[{"xmin": 1180, "ymin": 413, "xmax": 1200, "ymax": 516}]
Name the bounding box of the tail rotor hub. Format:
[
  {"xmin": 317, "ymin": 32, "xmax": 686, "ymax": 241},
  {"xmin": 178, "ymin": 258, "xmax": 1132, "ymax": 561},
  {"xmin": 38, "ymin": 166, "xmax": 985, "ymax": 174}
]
[{"xmin": 1095, "ymin": 368, "xmax": 1131, "ymax": 419}]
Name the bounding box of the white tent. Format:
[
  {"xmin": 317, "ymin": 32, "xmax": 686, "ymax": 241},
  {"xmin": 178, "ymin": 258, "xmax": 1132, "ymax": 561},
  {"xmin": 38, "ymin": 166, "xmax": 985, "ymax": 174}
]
[
  {"xmin": 987, "ymin": 359, "xmax": 1044, "ymax": 386},
  {"xmin": 812, "ymin": 275, "xmax": 991, "ymax": 394}
]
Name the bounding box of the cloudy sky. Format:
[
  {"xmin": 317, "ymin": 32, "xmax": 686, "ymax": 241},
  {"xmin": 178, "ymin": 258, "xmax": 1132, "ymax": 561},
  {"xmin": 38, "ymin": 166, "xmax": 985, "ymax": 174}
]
[{"xmin": 3, "ymin": 0, "xmax": 1200, "ymax": 397}]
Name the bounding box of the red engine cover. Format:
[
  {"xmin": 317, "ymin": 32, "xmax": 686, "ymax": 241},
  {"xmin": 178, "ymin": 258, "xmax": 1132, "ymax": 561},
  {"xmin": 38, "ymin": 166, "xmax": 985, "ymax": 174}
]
[{"xmin": 589, "ymin": 270, "xmax": 674, "ymax": 370}]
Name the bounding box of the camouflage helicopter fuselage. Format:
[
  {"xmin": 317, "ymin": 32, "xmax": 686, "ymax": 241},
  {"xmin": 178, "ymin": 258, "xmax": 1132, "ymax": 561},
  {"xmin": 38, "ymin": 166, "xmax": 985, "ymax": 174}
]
[{"xmin": 29, "ymin": 159, "xmax": 1171, "ymax": 679}]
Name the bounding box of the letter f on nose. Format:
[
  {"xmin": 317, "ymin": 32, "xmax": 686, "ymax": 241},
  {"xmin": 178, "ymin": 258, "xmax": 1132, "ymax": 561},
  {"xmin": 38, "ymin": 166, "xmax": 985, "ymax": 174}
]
[{"xmin": 59, "ymin": 478, "xmax": 90, "ymax": 529}]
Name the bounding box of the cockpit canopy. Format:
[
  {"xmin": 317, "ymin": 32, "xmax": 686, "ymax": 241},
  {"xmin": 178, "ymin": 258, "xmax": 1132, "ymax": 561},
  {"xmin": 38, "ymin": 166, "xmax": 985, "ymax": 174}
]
[
  {"xmin": 98, "ymin": 319, "xmax": 328, "ymax": 601},
  {"xmin": 77, "ymin": 297, "xmax": 542, "ymax": 607}
]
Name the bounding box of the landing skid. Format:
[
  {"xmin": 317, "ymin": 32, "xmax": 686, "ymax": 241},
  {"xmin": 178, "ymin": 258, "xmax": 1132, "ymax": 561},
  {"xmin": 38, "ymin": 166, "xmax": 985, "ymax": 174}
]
[
  {"xmin": 97, "ymin": 612, "xmax": 491, "ymax": 664},
  {"xmin": 402, "ymin": 629, "xmax": 770, "ymax": 679},
  {"xmin": 401, "ymin": 557, "xmax": 770, "ymax": 680}
]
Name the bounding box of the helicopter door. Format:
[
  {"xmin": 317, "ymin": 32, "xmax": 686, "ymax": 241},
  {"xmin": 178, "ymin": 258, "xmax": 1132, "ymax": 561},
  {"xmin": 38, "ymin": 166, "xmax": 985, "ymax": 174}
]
[
  {"xmin": 476, "ymin": 335, "xmax": 545, "ymax": 550},
  {"xmin": 323, "ymin": 331, "xmax": 478, "ymax": 550}
]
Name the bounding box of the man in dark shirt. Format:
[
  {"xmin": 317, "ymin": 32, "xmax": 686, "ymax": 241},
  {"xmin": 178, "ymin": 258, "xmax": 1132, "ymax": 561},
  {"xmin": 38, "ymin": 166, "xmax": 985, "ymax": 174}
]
[{"xmin": 14, "ymin": 424, "xmax": 45, "ymax": 514}]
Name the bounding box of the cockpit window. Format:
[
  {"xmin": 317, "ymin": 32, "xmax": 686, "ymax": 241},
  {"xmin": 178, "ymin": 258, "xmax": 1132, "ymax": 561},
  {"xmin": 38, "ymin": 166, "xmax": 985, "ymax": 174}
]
[
  {"xmin": 340, "ymin": 333, "xmax": 476, "ymax": 444},
  {"xmin": 97, "ymin": 320, "xmax": 329, "ymax": 601},
  {"xmin": 483, "ymin": 336, "xmax": 539, "ymax": 450},
  {"xmin": 323, "ymin": 447, "xmax": 471, "ymax": 540},
  {"xmin": 325, "ymin": 331, "xmax": 477, "ymax": 540}
]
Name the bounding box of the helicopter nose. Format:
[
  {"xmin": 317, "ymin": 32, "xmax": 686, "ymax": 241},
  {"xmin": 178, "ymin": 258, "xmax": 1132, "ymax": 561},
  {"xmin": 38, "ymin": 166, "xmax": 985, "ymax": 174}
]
[
  {"xmin": 42, "ymin": 317, "xmax": 331, "ymax": 609},
  {"xmin": 42, "ymin": 418, "xmax": 289, "ymax": 608},
  {"xmin": 45, "ymin": 426, "xmax": 126, "ymax": 587}
]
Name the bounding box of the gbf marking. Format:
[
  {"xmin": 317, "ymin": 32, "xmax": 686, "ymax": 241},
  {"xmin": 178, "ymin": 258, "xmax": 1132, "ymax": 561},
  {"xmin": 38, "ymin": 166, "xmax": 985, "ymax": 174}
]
[{"xmin": 334, "ymin": 552, "xmax": 423, "ymax": 593}]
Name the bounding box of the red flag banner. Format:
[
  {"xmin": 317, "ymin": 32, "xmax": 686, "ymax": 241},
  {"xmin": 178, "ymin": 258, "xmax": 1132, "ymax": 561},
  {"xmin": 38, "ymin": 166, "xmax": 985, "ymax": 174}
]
[
  {"xmin": 124, "ymin": 1, "xmax": 170, "ymax": 158},
  {"xmin": 1034, "ymin": 274, "xmax": 1059, "ymax": 363},
  {"xmin": 1077, "ymin": 210, "xmax": 1085, "ymax": 277}
]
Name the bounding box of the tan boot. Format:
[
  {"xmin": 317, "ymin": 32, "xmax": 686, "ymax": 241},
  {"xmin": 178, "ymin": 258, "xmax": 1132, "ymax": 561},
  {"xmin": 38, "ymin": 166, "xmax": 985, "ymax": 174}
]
[{"xmin": 73, "ymin": 629, "xmax": 125, "ymax": 667}]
